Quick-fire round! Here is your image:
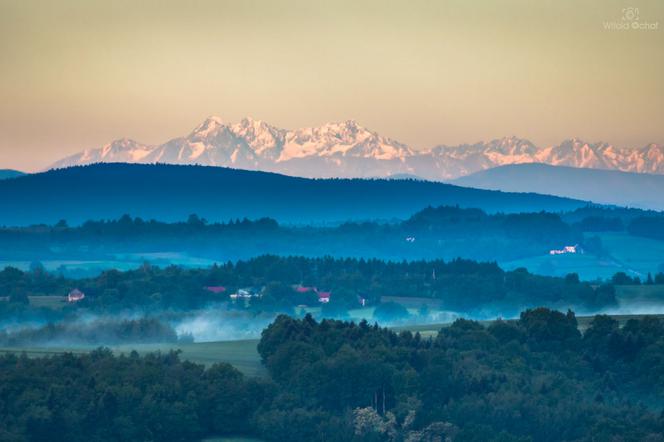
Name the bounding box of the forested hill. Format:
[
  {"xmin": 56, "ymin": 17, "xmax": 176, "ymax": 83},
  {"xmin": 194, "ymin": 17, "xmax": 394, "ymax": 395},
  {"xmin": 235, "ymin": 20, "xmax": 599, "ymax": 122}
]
[{"xmin": 0, "ymin": 163, "xmax": 585, "ymax": 225}]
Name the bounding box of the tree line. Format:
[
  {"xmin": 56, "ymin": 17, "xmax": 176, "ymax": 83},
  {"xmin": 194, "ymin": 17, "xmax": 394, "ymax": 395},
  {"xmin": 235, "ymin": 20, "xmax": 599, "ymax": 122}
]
[
  {"xmin": 6, "ymin": 205, "xmax": 660, "ymax": 263},
  {"xmin": 0, "ymin": 255, "xmax": 617, "ymax": 323}
]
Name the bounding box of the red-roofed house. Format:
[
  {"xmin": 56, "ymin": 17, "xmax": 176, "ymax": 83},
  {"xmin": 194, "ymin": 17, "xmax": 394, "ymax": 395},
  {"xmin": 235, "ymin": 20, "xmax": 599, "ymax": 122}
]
[
  {"xmin": 295, "ymin": 286, "xmax": 316, "ymax": 293},
  {"xmin": 67, "ymin": 289, "xmax": 85, "ymax": 303},
  {"xmin": 317, "ymin": 291, "xmax": 331, "ymax": 303},
  {"xmin": 204, "ymin": 286, "xmax": 227, "ymax": 294}
]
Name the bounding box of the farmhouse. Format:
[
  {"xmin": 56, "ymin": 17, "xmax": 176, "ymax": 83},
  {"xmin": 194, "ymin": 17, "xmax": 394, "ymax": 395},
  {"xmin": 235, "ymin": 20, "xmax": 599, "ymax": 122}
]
[
  {"xmin": 549, "ymin": 245, "xmax": 579, "ymax": 255},
  {"xmin": 229, "ymin": 287, "xmax": 263, "ymax": 300},
  {"xmin": 317, "ymin": 291, "xmax": 331, "ymax": 303},
  {"xmin": 67, "ymin": 288, "xmax": 85, "ymax": 303}
]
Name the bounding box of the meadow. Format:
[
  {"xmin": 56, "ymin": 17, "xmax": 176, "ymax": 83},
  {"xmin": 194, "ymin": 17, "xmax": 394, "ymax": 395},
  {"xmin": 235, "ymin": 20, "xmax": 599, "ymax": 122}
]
[
  {"xmin": 0, "ymin": 338, "xmax": 265, "ymax": 376},
  {"xmin": 500, "ymin": 232, "xmax": 664, "ymax": 280}
]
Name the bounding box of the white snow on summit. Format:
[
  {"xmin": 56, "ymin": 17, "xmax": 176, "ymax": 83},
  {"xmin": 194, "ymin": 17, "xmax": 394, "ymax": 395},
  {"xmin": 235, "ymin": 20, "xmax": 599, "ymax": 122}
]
[{"xmin": 48, "ymin": 117, "xmax": 664, "ymax": 180}]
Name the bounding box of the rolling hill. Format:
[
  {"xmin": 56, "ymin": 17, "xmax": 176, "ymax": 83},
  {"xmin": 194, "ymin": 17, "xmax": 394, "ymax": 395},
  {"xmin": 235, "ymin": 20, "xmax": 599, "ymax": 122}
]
[
  {"xmin": 454, "ymin": 163, "xmax": 664, "ymax": 211},
  {"xmin": 0, "ymin": 169, "xmax": 25, "ymax": 180},
  {"xmin": 0, "ymin": 163, "xmax": 586, "ymax": 226}
]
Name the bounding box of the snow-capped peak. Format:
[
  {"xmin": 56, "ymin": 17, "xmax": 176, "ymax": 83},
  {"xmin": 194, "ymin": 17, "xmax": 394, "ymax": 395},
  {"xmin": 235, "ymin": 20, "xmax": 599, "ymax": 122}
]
[
  {"xmin": 48, "ymin": 117, "xmax": 664, "ymax": 180},
  {"xmin": 191, "ymin": 116, "xmax": 226, "ymax": 137}
]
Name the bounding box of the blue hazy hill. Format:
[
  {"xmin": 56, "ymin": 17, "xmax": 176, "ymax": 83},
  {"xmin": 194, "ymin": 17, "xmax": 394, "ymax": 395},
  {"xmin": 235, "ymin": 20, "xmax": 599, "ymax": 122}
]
[
  {"xmin": 0, "ymin": 169, "xmax": 25, "ymax": 180},
  {"xmin": 0, "ymin": 163, "xmax": 586, "ymax": 225},
  {"xmin": 454, "ymin": 163, "xmax": 664, "ymax": 211}
]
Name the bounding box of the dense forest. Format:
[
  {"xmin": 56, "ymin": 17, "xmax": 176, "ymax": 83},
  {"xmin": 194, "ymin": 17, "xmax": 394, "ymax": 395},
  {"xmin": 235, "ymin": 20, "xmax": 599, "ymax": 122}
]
[
  {"xmin": 2, "ymin": 309, "xmax": 664, "ymax": 441},
  {"xmin": 0, "ymin": 255, "xmax": 619, "ymax": 325}
]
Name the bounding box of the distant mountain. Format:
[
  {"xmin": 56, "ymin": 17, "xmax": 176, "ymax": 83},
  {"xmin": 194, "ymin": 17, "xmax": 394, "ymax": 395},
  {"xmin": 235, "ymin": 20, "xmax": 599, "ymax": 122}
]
[
  {"xmin": 0, "ymin": 169, "xmax": 25, "ymax": 180},
  {"xmin": 454, "ymin": 163, "xmax": 664, "ymax": 211},
  {"xmin": 50, "ymin": 117, "xmax": 415, "ymax": 178},
  {"xmin": 0, "ymin": 163, "xmax": 585, "ymax": 226},
  {"xmin": 48, "ymin": 117, "xmax": 663, "ymax": 180}
]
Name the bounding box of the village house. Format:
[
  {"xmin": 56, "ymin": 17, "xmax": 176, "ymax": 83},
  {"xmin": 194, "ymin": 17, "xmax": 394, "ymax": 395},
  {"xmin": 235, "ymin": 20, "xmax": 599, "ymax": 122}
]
[
  {"xmin": 203, "ymin": 286, "xmax": 226, "ymax": 294},
  {"xmin": 67, "ymin": 288, "xmax": 85, "ymax": 303},
  {"xmin": 294, "ymin": 285, "xmax": 316, "ymax": 294},
  {"xmin": 293, "ymin": 285, "xmax": 332, "ymax": 303},
  {"xmin": 229, "ymin": 287, "xmax": 263, "ymax": 300}
]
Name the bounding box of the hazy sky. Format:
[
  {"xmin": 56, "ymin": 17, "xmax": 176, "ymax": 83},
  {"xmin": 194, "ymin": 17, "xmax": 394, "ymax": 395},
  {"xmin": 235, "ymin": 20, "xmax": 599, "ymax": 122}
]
[{"xmin": 1, "ymin": 0, "xmax": 662, "ymax": 171}]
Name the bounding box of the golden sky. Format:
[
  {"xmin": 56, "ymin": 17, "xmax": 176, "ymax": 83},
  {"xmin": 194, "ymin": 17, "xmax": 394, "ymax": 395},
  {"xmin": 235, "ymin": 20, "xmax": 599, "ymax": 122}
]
[{"xmin": 1, "ymin": 0, "xmax": 662, "ymax": 171}]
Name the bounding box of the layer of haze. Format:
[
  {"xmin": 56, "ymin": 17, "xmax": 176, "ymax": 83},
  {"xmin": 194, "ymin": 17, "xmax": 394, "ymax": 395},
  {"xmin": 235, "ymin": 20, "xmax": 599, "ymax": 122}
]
[{"xmin": 1, "ymin": 0, "xmax": 662, "ymax": 171}]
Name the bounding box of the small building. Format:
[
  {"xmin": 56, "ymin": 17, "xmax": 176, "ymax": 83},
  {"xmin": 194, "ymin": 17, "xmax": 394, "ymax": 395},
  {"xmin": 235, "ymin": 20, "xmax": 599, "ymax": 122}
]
[
  {"xmin": 204, "ymin": 286, "xmax": 226, "ymax": 294},
  {"xmin": 230, "ymin": 287, "xmax": 263, "ymax": 301},
  {"xmin": 67, "ymin": 288, "xmax": 85, "ymax": 303},
  {"xmin": 295, "ymin": 285, "xmax": 316, "ymax": 294},
  {"xmin": 549, "ymin": 245, "xmax": 579, "ymax": 255},
  {"xmin": 317, "ymin": 291, "xmax": 331, "ymax": 303}
]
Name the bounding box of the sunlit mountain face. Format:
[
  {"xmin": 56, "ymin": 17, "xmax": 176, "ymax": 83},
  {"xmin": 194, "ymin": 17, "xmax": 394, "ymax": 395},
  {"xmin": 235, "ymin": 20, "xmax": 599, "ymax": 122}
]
[{"xmin": 49, "ymin": 117, "xmax": 664, "ymax": 180}]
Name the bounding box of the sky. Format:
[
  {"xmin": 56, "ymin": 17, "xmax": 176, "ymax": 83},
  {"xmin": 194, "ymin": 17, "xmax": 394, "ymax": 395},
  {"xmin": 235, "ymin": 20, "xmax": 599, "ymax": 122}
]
[{"xmin": 0, "ymin": 0, "xmax": 662, "ymax": 171}]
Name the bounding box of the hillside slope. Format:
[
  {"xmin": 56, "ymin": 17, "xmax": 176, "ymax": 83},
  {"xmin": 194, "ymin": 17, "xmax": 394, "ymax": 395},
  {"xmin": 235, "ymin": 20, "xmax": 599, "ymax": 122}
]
[
  {"xmin": 0, "ymin": 169, "xmax": 25, "ymax": 180},
  {"xmin": 0, "ymin": 163, "xmax": 586, "ymax": 225},
  {"xmin": 454, "ymin": 163, "xmax": 664, "ymax": 211}
]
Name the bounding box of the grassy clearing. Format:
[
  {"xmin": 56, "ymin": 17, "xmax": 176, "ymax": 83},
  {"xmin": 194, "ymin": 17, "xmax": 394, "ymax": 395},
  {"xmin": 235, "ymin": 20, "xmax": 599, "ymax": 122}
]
[
  {"xmin": 28, "ymin": 295, "xmax": 67, "ymax": 309},
  {"xmin": 575, "ymin": 313, "xmax": 664, "ymax": 331},
  {"xmin": 616, "ymin": 284, "xmax": 664, "ymax": 302},
  {"xmin": 613, "ymin": 284, "xmax": 664, "ymax": 314},
  {"xmin": 0, "ymin": 339, "xmax": 264, "ymax": 377},
  {"xmin": 499, "ymin": 253, "xmax": 621, "ymax": 281},
  {"xmin": 500, "ymin": 233, "xmax": 664, "ymax": 281},
  {"xmin": 392, "ymin": 313, "xmax": 664, "ymax": 336},
  {"xmin": 598, "ymin": 233, "xmax": 664, "ymax": 273}
]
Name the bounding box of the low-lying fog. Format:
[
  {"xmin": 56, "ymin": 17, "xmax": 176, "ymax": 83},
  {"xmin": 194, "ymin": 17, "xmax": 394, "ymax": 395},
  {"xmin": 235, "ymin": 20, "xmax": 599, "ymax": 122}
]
[{"xmin": 3, "ymin": 297, "xmax": 664, "ymax": 349}]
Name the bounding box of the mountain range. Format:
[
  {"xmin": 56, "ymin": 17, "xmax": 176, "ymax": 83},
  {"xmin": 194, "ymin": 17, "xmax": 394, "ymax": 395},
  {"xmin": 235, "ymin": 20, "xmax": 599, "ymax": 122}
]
[
  {"xmin": 49, "ymin": 117, "xmax": 664, "ymax": 180},
  {"xmin": 454, "ymin": 164, "xmax": 664, "ymax": 211},
  {"xmin": 0, "ymin": 163, "xmax": 584, "ymax": 226}
]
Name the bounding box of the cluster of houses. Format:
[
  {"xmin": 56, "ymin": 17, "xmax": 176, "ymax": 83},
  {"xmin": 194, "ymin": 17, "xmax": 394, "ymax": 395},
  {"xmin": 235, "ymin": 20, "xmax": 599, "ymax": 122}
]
[
  {"xmin": 203, "ymin": 284, "xmax": 335, "ymax": 304},
  {"xmin": 66, "ymin": 284, "xmax": 365, "ymax": 308},
  {"xmin": 204, "ymin": 285, "xmax": 259, "ymax": 301}
]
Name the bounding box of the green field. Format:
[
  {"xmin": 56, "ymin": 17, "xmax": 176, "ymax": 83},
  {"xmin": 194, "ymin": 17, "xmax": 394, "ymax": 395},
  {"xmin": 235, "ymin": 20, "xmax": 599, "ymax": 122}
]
[
  {"xmin": 392, "ymin": 312, "xmax": 664, "ymax": 336},
  {"xmin": 600, "ymin": 233, "xmax": 664, "ymax": 274},
  {"xmin": 28, "ymin": 295, "xmax": 67, "ymax": 309},
  {"xmin": 500, "ymin": 233, "xmax": 664, "ymax": 281},
  {"xmin": 0, "ymin": 339, "xmax": 264, "ymax": 377},
  {"xmin": 614, "ymin": 284, "xmax": 664, "ymax": 313},
  {"xmin": 500, "ymin": 252, "xmax": 620, "ymax": 281}
]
